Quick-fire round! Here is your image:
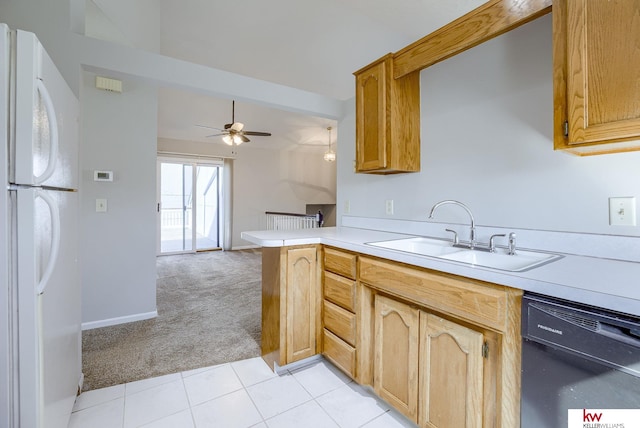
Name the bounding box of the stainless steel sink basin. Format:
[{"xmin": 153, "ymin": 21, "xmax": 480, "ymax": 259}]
[
  {"xmin": 366, "ymin": 236, "xmax": 562, "ymax": 272},
  {"xmin": 439, "ymin": 248, "xmax": 562, "ymax": 272},
  {"xmin": 366, "ymin": 236, "xmax": 464, "ymax": 257}
]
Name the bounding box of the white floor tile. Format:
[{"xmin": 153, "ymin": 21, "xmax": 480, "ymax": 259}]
[
  {"xmin": 73, "ymin": 384, "xmax": 125, "ymax": 412},
  {"xmin": 316, "ymin": 383, "xmax": 389, "ymax": 428},
  {"xmin": 183, "ymin": 363, "xmax": 244, "ymax": 406},
  {"xmin": 139, "ymin": 409, "xmax": 195, "ymax": 428},
  {"xmin": 231, "ymin": 356, "xmax": 278, "ymax": 387},
  {"xmin": 123, "ymin": 379, "xmax": 190, "ymax": 428},
  {"xmin": 68, "ymin": 397, "xmax": 124, "ymax": 428},
  {"xmin": 68, "ymin": 356, "xmax": 405, "ymax": 428},
  {"xmin": 126, "ymin": 372, "xmax": 182, "ymax": 396},
  {"xmin": 182, "ymin": 363, "xmax": 224, "ymax": 378},
  {"xmin": 290, "ymin": 360, "xmax": 351, "ymax": 397},
  {"xmin": 192, "ymin": 389, "xmax": 263, "ymax": 428},
  {"xmin": 265, "ymin": 400, "xmax": 339, "ymax": 428},
  {"xmin": 361, "ymin": 410, "xmax": 418, "ymax": 428},
  {"xmin": 246, "ymin": 373, "xmax": 312, "ymax": 419}
]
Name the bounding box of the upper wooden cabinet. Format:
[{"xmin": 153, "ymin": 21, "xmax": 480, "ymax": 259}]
[
  {"xmin": 354, "ymin": 55, "xmax": 420, "ymax": 174},
  {"xmin": 554, "ymin": 0, "xmax": 640, "ymax": 155}
]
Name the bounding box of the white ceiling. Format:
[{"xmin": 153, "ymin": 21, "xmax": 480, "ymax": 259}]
[{"xmin": 89, "ymin": 0, "xmax": 486, "ymax": 151}]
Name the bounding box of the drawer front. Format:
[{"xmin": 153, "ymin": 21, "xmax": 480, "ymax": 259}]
[
  {"xmin": 324, "ymin": 247, "xmax": 357, "ymax": 279},
  {"xmin": 324, "ymin": 271, "xmax": 356, "ymax": 312},
  {"xmin": 323, "ymin": 329, "xmax": 356, "ymax": 377},
  {"xmin": 323, "ymin": 300, "xmax": 357, "ymax": 346},
  {"xmin": 359, "ymin": 256, "xmax": 508, "ymax": 331}
]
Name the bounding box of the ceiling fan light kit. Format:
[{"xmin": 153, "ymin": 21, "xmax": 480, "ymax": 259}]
[{"xmin": 324, "ymin": 126, "xmax": 336, "ymax": 162}]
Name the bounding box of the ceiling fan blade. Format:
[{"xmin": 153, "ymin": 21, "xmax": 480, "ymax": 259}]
[
  {"xmin": 195, "ymin": 124, "xmax": 224, "ymax": 131},
  {"xmin": 205, "ymin": 133, "xmax": 226, "ymax": 138},
  {"xmin": 243, "ymin": 131, "xmax": 272, "ymax": 136},
  {"xmin": 239, "ymin": 134, "xmax": 250, "ymax": 143},
  {"xmin": 224, "ymin": 123, "xmax": 232, "ymax": 130}
]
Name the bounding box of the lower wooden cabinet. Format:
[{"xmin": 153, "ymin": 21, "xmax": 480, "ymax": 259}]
[
  {"xmin": 322, "ymin": 329, "xmax": 356, "ymax": 376},
  {"xmin": 285, "ymin": 246, "xmax": 320, "ymax": 363},
  {"xmin": 374, "ymin": 294, "xmax": 419, "ymax": 422},
  {"xmin": 373, "ymin": 294, "xmax": 485, "ymax": 427},
  {"xmin": 261, "ymin": 245, "xmax": 321, "ymax": 369},
  {"xmin": 261, "ymin": 246, "xmax": 521, "ymax": 427},
  {"xmin": 362, "ymin": 256, "xmax": 522, "ymax": 428},
  {"xmin": 321, "ymin": 247, "xmax": 361, "ymax": 379},
  {"xmin": 419, "ymin": 313, "xmax": 484, "ymax": 428}
]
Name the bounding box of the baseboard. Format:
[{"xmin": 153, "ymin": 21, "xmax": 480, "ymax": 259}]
[
  {"xmin": 81, "ymin": 310, "xmax": 158, "ymax": 331},
  {"xmin": 273, "ymin": 354, "xmax": 323, "ymax": 375},
  {"xmin": 231, "ymin": 244, "xmax": 260, "ymax": 250},
  {"xmin": 77, "ymin": 372, "xmax": 84, "ymax": 396}
]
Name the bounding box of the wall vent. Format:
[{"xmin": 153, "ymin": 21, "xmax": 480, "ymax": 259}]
[{"xmin": 95, "ymin": 76, "xmax": 123, "ymax": 93}]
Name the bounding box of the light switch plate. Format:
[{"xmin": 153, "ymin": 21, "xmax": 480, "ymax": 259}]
[
  {"xmin": 385, "ymin": 200, "xmax": 394, "ymax": 215},
  {"xmin": 609, "ymin": 197, "xmax": 636, "ymax": 226},
  {"xmin": 96, "ymin": 199, "xmax": 108, "ymax": 213}
]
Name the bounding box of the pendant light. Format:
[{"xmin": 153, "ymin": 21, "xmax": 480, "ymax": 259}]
[{"xmin": 323, "ymin": 126, "xmax": 336, "ymax": 162}]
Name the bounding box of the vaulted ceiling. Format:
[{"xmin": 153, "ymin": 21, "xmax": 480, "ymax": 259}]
[{"xmin": 88, "ymin": 0, "xmax": 486, "ymax": 151}]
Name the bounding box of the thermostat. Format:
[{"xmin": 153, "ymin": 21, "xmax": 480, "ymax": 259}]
[{"xmin": 94, "ymin": 170, "xmax": 113, "ymax": 182}]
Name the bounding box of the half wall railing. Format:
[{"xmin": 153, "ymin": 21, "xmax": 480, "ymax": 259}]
[{"xmin": 265, "ymin": 211, "xmax": 323, "ymax": 230}]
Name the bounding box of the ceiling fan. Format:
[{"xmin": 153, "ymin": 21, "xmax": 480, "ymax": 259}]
[{"xmin": 196, "ymin": 100, "xmax": 272, "ymax": 145}]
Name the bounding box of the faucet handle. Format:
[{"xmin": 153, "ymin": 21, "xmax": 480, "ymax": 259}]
[
  {"xmin": 489, "ymin": 234, "xmax": 506, "ymax": 252},
  {"xmin": 445, "ymin": 229, "xmax": 459, "ymax": 245},
  {"xmin": 508, "ymin": 232, "xmax": 517, "ymax": 255}
]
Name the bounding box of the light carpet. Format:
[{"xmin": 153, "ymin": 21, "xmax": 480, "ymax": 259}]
[{"xmin": 81, "ymin": 249, "xmax": 262, "ymax": 391}]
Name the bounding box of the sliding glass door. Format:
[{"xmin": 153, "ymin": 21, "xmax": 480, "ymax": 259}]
[{"xmin": 158, "ymin": 158, "xmax": 222, "ymax": 254}]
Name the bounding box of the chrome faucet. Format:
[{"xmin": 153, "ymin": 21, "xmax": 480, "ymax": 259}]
[{"xmin": 428, "ymin": 200, "xmax": 476, "ymax": 248}]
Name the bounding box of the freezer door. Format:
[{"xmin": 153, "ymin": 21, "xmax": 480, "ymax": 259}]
[
  {"xmin": 12, "ymin": 29, "xmax": 78, "ymax": 189},
  {"xmin": 16, "ymin": 188, "xmax": 81, "ymax": 428}
]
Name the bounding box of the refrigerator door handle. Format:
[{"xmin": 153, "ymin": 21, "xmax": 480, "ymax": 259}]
[
  {"xmin": 35, "ymin": 190, "xmax": 60, "ymax": 295},
  {"xmin": 33, "ymin": 78, "xmax": 59, "ymax": 186}
]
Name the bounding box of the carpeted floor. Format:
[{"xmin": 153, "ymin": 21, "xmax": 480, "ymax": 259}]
[{"xmin": 81, "ymin": 249, "xmax": 262, "ymax": 391}]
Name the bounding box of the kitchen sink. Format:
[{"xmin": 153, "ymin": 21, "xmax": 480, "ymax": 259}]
[
  {"xmin": 366, "ymin": 236, "xmax": 464, "ymax": 257},
  {"xmin": 366, "ymin": 236, "xmax": 562, "ymax": 272},
  {"xmin": 438, "ymin": 248, "xmax": 562, "ymax": 272}
]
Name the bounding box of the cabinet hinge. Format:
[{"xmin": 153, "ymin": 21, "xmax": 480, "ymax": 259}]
[
  {"xmin": 482, "ymin": 341, "xmax": 489, "ymax": 359},
  {"xmin": 563, "ymin": 120, "xmax": 569, "ymax": 137}
]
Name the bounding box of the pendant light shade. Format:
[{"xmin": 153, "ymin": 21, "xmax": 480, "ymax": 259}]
[{"xmin": 324, "ymin": 126, "xmax": 336, "ymax": 162}]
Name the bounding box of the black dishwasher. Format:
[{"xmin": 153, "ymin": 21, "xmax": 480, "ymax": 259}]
[{"xmin": 521, "ymin": 292, "xmax": 640, "ymax": 428}]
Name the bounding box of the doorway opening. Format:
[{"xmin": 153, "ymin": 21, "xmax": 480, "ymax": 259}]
[{"xmin": 157, "ymin": 157, "xmax": 223, "ymax": 254}]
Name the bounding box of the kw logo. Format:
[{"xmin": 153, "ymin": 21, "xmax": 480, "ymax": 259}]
[{"xmin": 583, "ymin": 409, "xmax": 603, "ymax": 422}]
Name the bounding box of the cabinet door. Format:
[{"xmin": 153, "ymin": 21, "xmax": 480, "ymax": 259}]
[
  {"xmin": 355, "ymin": 58, "xmax": 388, "ymax": 171},
  {"xmin": 419, "ymin": 313, "xmax": 484, "ymax": 428},
  {"xmin": 285, "ymin": 247, "xmax": 318, "ymax": 363},
  {"xmin": 558, "ymin": 0, "xmax": 640, "ymax": 151},
  {"xmin": 374, "ymin": 295, "xmax": 419, "ymax": 422}
]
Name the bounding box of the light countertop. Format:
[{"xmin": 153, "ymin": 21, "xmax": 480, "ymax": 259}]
[{"xmin": 241, "ymin": 226, "xmax": 640, "ymax": 317}]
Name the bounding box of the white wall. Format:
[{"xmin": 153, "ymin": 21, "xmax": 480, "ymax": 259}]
[
  {"xmin": 89, "ymin": 0, "xmax": 161, "ymax": 52},
  {"xmin": 337, "ymin": 15, "xmax": 640, "ymax": 237},
  {"xmin": 158, "ymin": 138, "xmax": 337, "ymax": 247},
  {"xmin": 80, "ymin": 71, "xmax": 158, "ymax": 326},
  {"xmin": 233, "ymin": 146, "xmax": 337, "ymax": 245}
]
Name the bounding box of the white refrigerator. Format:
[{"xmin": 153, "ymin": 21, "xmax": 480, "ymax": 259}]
[{"xmin": 1, "ymin": 24, "xmax": 82, "ymax": 428}]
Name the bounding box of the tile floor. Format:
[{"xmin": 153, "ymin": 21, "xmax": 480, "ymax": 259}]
[{"xmin": 68, "ymin": 357, "xmax": 418, "ymax": 428}]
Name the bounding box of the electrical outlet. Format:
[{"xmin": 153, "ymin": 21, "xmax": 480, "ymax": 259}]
[
  {"xmin": 385, "ymin": 200, "xmax": 394, "ymax": 215},
  {"xmin": 344, "ymin": 200, "xmax": 351, "ymax": 214},
  {"xmin": 609, "ymin": 197, "xmax": 636, "ymax": 226}
]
